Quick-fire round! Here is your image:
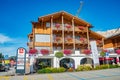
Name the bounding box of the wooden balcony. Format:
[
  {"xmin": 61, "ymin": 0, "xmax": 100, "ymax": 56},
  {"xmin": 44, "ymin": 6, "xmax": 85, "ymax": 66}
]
[
  {"xmin": 64, "ymin": 27, "xmax": 73, "ymax": 32},
  {"xmin": 75, "ymin": 26, "xmax": 87, "ymax": 32},
  {"xmin": 53, "ymin": 37, "xmax": 63, "ymax": 44},
  {"xmin": 52, "ymin": 26, "xmax": 62, "ymax": 31},
  {"xmin": 64, "ymin": 37, "xmax": 73, "ymax": 44}
]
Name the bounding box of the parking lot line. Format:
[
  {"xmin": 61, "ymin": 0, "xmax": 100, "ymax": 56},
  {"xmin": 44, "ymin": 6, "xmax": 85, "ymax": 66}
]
[
  {"xmin": 47, "ymin": 74, "xmax": 54, "ymax": 80},
  {"xmin": 68, "ymin": 73, "xmax": 86, "ymax": 80},
  {"xmin": 0, "ymin": 76, "xmax": 10, "ymax": 80}
]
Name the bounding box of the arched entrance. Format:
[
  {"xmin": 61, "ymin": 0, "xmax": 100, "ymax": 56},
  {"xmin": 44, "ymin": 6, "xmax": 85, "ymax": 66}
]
[
  {"xmin": 60, "ymin": 58, "xmax": 75, "ymax": 69},
  {"xmin": 80, "ymin": 58, "xmax": 93, "ymax": 65}
]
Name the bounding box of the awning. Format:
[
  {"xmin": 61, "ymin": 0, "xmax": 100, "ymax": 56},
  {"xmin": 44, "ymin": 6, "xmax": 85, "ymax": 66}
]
[{"xmin": 99, "ymin": 58, "xmax": 114, "ymax": 61}]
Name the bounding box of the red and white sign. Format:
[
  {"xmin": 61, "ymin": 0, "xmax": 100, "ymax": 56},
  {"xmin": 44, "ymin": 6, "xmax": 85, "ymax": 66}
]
[{"xmin": 17, "ymin": 48, "xmax": 25, "ymax": 58}]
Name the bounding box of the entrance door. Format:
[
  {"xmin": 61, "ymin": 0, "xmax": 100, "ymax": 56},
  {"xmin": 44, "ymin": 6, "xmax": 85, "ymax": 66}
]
[{"xmin": 36, "ymin": 58, "xmax": 52, "ymax": 69}]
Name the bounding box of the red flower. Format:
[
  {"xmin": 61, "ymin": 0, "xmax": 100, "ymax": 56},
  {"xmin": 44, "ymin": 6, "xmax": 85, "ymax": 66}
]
[
  {"xmin": 80, "ymin": 38, "xmax": 85, "ymax": 41},
  {"xmin": 55, "ymin": 37, "xmax": 61, "ymax": 41},
  {"xmin": 116, "ymin": 49, "xmax": 120, "ymax": 55},
  {"xmin": 83, "ymin": 49, "xmax": 91, "ymax": 55},
  {"xmin": 97, "ymin": 40, "xmax": 102, "ymax": 44},
  {"xmin": 66, "ymin": 25, "xmax": 71, "ymax": 29},
  {"xmin": 40, "ymin": 49, "xmax": 49, "ymax": 55},
  {"xmin": 29, "ymin": 49, "xmax": 38, "ymax": 54},
  {"xmin": 67, "ymin": 37, "xmax": 72, "ymax": 41},
  {"xmin": 78, "ymin": 26, "xmax": 84, "ymax": 30},
  {"xmin": 63, "ymin": 49, "xmax": 72, "ymax": 55},
  {"xmin": 103, "ymin": 49, "xmax": 108, "ymax": 52},
  {"xmin": 55, "ymin": 24, "xmax": 60, "ymax": 29}
]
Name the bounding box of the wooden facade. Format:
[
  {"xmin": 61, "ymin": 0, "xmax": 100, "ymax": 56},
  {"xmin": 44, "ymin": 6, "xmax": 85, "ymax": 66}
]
[
  {"xmin": 27, "ymin": 11, "xmax": 105, "ymax": 53},
  {"xmin": 104, "ymin": 33, "xmax": 120, "ymax": 49}
]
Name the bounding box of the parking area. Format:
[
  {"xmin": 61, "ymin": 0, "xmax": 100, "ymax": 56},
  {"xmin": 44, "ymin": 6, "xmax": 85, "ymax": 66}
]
[{"xmin": 0, "ymin": 68, "xmax": 120, "ymax": 80}]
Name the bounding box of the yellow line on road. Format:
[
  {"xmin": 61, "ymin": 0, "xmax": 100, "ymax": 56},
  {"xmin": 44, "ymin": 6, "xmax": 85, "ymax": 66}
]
[{"xmin": 47, "ymin": 74, "xmax": 54, "ymax": 80}]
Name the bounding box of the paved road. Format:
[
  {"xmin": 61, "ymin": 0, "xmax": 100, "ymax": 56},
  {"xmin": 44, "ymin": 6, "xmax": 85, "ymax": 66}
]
[{"xmin": 0, "ymin": 68, "xmax": 120, "ymax": 80}]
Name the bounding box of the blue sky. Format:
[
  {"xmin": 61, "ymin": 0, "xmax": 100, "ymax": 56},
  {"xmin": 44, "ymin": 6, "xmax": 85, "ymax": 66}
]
[{"xmin": 0, "ymin": 0, "xmax": 120, "ymax": 56}]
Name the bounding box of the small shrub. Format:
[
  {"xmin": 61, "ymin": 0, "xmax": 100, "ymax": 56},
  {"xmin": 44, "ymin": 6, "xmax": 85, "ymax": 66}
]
[
  {"xmin": 76, "ymin": 65, "xmax": 84, "ymax": 71},
  {"xmin": 57, "ymin": 67, "xmax": 66, "ymax": 73},
  {"xmin": 109, "ymin": 64, "xmax": 119, "ymax": 68},
  {"xmin": 37, "ymin": 67, "xmax": 66, "ymax": 74}
]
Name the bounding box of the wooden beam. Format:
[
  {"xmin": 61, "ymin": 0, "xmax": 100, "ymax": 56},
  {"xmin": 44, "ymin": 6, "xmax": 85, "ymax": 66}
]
[
  {"xmin": 50, "ymin": 16, "xmax": 53, "ymax": 52},
  {"xmin": 86, "ymin": 25, "xmax": 90, "ymax": 49},
  {"xmin": 62, "ymin": 15, "xmax": 64, "ymax": 50},
  {"xmin": 72, "ymin": 17, "xmax": 75, "ymax": 51}
]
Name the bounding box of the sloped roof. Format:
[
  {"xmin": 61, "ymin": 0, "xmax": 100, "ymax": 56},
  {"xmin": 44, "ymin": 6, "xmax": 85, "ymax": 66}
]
[{"xmin": 38, "ymin": 11, "xmax": 92, "ymax": 27}]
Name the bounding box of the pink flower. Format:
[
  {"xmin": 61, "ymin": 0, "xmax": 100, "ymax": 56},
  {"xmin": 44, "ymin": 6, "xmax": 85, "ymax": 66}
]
[
  {"xmin": 55, "ymin": 24, "xmax": 60, "ymax": 29},
  {"xmin": 40, "ymin": 49, "xmax": 49, "ymax": 55},
  {"xmin": 78, "ymin": 26, "xmax": 84, "ymax": 30},
  {"xmin": 55, "ymin": 37, "xmax": 61, "ymax": 41},
  {"xmin": 29, "ymin": 49, "xmax": 38, "ymax": 54},
  {"xmin": 66, "ymin": 25, "xmax": 71, "ymax": 29},
  {"xmin": 116, "ymin": 49, "xmax": 120, "ymax": 55},
  {"xmin": 80, "ymin": 38, "xmax": 85, "ymax": 41},
  {"xmin": 83, "ymin": 49, "xmax": 91, "ymax": 55},
  {"xmin": 103, "ymin": 49, "xmax": 108, "ymax": 52},
  {"xmin": 63, "ymin": 49, "xmax": 72, "ymax": 55}
]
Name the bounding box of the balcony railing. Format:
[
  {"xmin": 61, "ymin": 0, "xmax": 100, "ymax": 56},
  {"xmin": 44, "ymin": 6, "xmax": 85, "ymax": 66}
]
[
  {"xmin": 65, "ymin": 37, "xmax": 73, "ymax": 43},
  {"xmin": 75, "ymin": 26, "xmax": 87, "ymax": 32},
  {"xmin": 53, "ymin": 37, "xmax": 62, "ymax": 43}
]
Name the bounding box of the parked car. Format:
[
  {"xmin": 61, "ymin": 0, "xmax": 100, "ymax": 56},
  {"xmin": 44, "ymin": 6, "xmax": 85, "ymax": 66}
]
[{"xmin": 0, "ymin": 63, "xmax": 10, "ymax": 71}]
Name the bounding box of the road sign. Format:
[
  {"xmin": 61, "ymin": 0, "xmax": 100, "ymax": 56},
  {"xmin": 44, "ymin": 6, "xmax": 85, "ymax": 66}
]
[{"xmin": 4, "ymin": 55, "xmax": 9, "ymax": 59}]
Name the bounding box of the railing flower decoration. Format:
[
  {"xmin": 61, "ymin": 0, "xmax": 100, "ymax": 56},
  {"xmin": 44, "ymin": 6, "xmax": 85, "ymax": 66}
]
[
  {"xmin": 97, "ymin": 40, "xmax": 102, "ymax": 44},
  {"xmin": 29, "ymin": 48, "xmax": 38, "ymax": 56},
  {"xmin": 67, "ymin": 37, "xmax": 72, "ymax": 42},
  {"xmin": 29, "ymin": 49, "xmax": 38, "ymax": 54},
  {"xmin": 83, "ymin": 49, "xmax": 91, "ymax": 55},
  {"xmin": 55, "ymin": 37, "xmax": 61, "ymax": 42},
  {"xmin": 63, "ymin": 49, "xmax": 72, "ymax": 55},
  {"xmin": 40, "ymin": 49, "xmax": 49, "ymax": 55},
  {"xmin": 116, "ymin": 49, "xmax": 120, "ymax": 55},
  {"xmin": 78, "ymin": 26, "xmax": 84, "ymax": 30},
  {"xmin": 55, "ymin": 23, "xmax": 60, "ymax": 29},
  {"xmin": 66, "ymin": 24, "xmax": 71, "ymax": 29},
  {"xmin": 80, "ymin": 37, "xmax": 85, "ymax": 41}
]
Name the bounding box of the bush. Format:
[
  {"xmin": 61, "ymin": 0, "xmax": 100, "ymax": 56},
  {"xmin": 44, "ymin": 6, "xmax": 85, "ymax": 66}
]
[
  {"xmin": 57, "ymin": 67, "xmax": 66, "ymax": 73},
  {"xmin": 37, "ymin": 67, "xmax": 66, "ymax": 74},
  {"xmin": 109, "ymin": 64, "xmax": 119, "ymax": 68},
  {"xmin": 76, "ymin": 65, "xmax": 92, "ymax": 71}
]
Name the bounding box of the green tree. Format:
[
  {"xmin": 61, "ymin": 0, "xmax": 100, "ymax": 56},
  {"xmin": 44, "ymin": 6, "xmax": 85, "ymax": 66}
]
[
  {"xmin": 55, "ymin": 52, "xmax": 64, "ymax": 58},
  {"xmin": 0, "ymin": 53, "xmax": 4, "ymax": 59},
  {"xmin": 100, "ymin": 51, "xmax": 105, "ymax": 64},
  {"xmin": 55, "ymin": 51, "xmax": 64, "ymax": 67}
]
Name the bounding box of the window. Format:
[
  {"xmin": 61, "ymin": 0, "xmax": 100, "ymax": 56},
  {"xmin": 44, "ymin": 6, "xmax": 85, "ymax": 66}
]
[{"xmin": 46, "ymin": 22, "xmax": 50, "ymax": 28}]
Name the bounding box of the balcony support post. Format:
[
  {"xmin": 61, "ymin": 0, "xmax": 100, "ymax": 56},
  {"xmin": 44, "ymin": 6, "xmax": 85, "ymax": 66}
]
[
  {"xmin": 50, "ymin": 16, "xmax": 53, "ymax": 52},
  {"xmin": 72, "ymin": 17, "xmax": 75, "ymax": 51},
  {"xmin": 62, "ymin": 13, "xmax": 64, "ymax": 50}
]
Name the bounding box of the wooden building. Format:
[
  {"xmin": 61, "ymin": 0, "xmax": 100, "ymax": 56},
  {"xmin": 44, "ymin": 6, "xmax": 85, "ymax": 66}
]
[{"xmin": 27, "ymin": 11, "xmax": 105, "ymax": 69}]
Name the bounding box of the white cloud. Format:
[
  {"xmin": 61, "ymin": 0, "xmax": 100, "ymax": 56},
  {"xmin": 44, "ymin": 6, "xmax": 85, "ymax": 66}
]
[
  {"xmin": 0, "ymin": 34, "xmax": 13, "ymax": 44},
  {"xmin": 0, "ymin": 33, "xmax": 28, "ymax": 56}
]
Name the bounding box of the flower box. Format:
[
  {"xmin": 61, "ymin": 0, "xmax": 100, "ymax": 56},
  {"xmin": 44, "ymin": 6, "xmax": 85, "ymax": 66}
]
[
  {"xmin": 83, "ymin": 49, "xmax": 91, "ymax": 55},
  {"xmin": 29, "ymin": 49, "xmax": 38, "ymax": 54},
  {"xmin": 63, "ymin": 49, "xmax": 72, "ymax": 55},
  {"xmin": 116, "ymin": 49, "xmax": 120, "ymax": 55},
  {"xmin": 78, "ymin": 26, "xmax": 84, "ymax": 30},
  {"xmin": 55, "ymin": 23, "xmax": 60, "ymax": 29},
  {"xmin": 80, "ymin": 38, "xmax": 85, "ymax": 41},
  {"xmin": 66, "ymin": 24, "xmax": 71, "ymax": 29},
  {"xmin": 40, "ymin": 49, "xmax": 49, "ymax": 55},
  {"xmin": 55, "ymin": 37, "xmax": 61, "ymax": 41},
  {"xmin": 67, "ymin": 37, "xmax": 72, "ymax": 42},
  {"xmin": 97, "ymin": 40, "xmax": 102, "ymax": 44}
]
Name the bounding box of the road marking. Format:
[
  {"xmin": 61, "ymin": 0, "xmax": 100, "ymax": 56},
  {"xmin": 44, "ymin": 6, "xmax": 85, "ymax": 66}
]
[
  {"xmin": 68, "ymin": 73, "xmax": 86, "ymax": 80},
  {"xmin": 0, "ymin": 76, "xmax": 10, "ymax": 80},
  {"xmin": 47, "ymin": 74, "xmax": 54, "ymax": 80}
]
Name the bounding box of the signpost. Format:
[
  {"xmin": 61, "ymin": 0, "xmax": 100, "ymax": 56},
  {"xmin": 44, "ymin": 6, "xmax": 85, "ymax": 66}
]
[
  {"xmin": 16, "ymin": 47, "xmax": 26, "ymax": 74},
  {"xmin": 90, "ymin": 41, "xmax": 100, "ymax": 68}
]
